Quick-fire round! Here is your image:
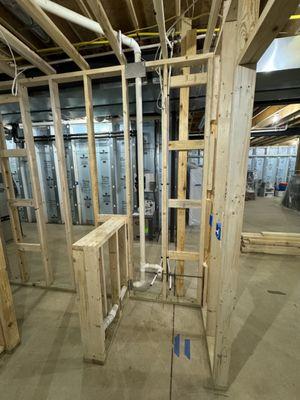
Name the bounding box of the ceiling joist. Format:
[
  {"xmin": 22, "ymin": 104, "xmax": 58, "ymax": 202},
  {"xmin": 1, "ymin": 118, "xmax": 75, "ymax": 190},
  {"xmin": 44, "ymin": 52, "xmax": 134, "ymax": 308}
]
[
  {"xmin": 125, "ymin": 0, "xmax": 139, "ymax": 31},
  {"xmin": 16, "ymin": 0, "xmax": 90, "ymax": 71},
  {"xmin": 152, "ymin": 0, "xmax": 168, "ymax": 59},
  {"xmin": 0, "ymin": 24, "xmax": 55, "ymax": 75},
  {"xmin": 85, "ymin": 0, "xmax": 127, "ymax": 65},
  {"xmin": 252, "ymin": 105, "xmax": 285, "ymax": 127},
  {"xmin": 0, "ymin": 60, "xmax": 18, "ymax": 78},
  {"xmin": 203, "ymin": 0, "xmax": 223, "ymax": 53}
]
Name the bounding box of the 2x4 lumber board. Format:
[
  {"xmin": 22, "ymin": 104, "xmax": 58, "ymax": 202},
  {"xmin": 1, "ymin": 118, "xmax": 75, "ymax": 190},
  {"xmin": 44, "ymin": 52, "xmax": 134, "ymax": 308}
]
[
  {"xmin": 176, "ymin": 23, "xmax": 197, "ymax": 297},
  {"xmin": 83, "ymin": 75, "xmax": 100, "ymax": 225},
  {"xmin": 170, "ymin": 73, "xmax": 207, "ymax": 88},
  {"xmin": 238, "ymin": 0, "xmax": 299, "ymax": 65},
  {"xmin": 168, "ymin": 199, "xmax": 201, "ymax": 208},
  {"xmin": 256, "ymin": 104, "xmax": 300, "ymax": 128},
  {"xmin": 161, "ymin": 64, "xmax": 169, "ymax": 298},
  {"xmin": 260, "ymin": 231, "xmax": 300, "ymax": 239},
  {"xmin": 73, "ymin": 248, "xmax": 106, "ymax": 363},
  {"xmin": 0, "ymin": 94, "xmax": 19, "ymax": 105},
  {"xmin": 197, "ymin": 57, "xmax": 214, "ymax": 303},
  {"xmin": 168, "ymin": 250, "xmax": 199, "ymax": 261},
  {"xmin": 49, "ymin": 79, "xmax": 75, "ymax": 286},
  {"xmin": 19, "ymin": 85, "xmax": 53, "ymax": 286},
  {"xmin": 214, "ymin": 0, "xmax": 238, "ymax": 54},
  {"xmin": 0, "ymin": 118, "xmax": 28, "ymax": 282},
  {"xmin": 168, "ymin": 139, "xmax": 204, "ymax": 151},
  {"xmin": 153, "ymin": 0, "xmax": 168, "ymax": 59},
  {"xmin": 125, "ymin": 0, "xmax": 139, "ymax": 30},
  {"xmin": 8, "ymin": 199, "xmax": 35, "ymax": 208},
  {"xmin": 118, "ymin": 224, "xmax": 128, "ymax": 287},
  {"xmin": 73, "ymin": 218, "xmax": 125, "ymax": 250},
  {"xmin": 212, "ymin": 0, "xmax": 258, "ymax": 389},
  {"xmin": 0, "ymin": 54, "xmax": 213, "ymax": 90},
  {"xmin": 99, "ymin": 248, "xmax": 108, "ymax": 317},
  {"xmin": 242, "ymin": 244, "xmax": 300, "ymax": 256},
  {"xmin": 0, "ymin": 149, "xmax": 27, "ymax": 158},
  {"xmin": 16, "ymin": 0, "xmax": 89, "ymax": 71},
  {"xmin": 97, "ymin": 214, "xmax": 127, "ymax": 223},
  {"xmin": 121, "ymin": 71, "xmax": 134, "ymax": 278},
  {"xmin": 0, "ymin": 24, "xmax": 55, "ymax": 75},
  {"xmin": 108, "ymin": 233, "xmax": 121, "ymax": 305},
  {"xmin": 16, "ymin": 243, "xmax": 41, "ymax": 252},
  {"xmin": 252, "ymin": 105, "xmax": 285, "ymax": 128},
  {"xmin": 203, "ymin": 0, "xmax": 223, "ymax": 53},
  {"xmin": 0, "ymin": 234, "xmax": 20, "ymax": 351},
  {"xmin": 85, "ymin": 0, "xmax": 126, "ymax": 65}
]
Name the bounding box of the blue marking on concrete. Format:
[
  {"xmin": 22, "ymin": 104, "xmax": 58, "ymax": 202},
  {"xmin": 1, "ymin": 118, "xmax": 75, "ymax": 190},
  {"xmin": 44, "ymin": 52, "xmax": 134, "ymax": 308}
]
[
  {"xmin": 174, "ymin": 334, "xmax": 180, "ymax": 357},
  {"xmin": 184, "ymin": 339, "xmax": 191, "ymax": 360}
]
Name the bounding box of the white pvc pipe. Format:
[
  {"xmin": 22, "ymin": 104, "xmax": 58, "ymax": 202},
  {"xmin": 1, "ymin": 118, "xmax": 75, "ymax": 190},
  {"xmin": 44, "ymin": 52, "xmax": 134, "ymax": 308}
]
[
  {"xmin": 34, "ymin": 0, "xmax": 147, "ymax": 277},
  {"xmin": 103, "ymin": 303, "xmax": 119, "ymax": 330}
]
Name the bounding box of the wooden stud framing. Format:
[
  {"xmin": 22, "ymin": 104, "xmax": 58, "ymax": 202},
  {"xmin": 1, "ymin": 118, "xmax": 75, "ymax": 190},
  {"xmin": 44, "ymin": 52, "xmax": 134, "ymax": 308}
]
[
  {"xmin": 170, "ymin": 72, "xmax": 207, "ymax": 88},
  {"xmin": 125, "ymin": 0, "xmax": 139, "ymax": 31},
  {"xmin": 49, "ymin": 79, "xmax": 75, "ymax": 286},
  {"xmin": 168, "ymin": 199, "xmax": 201, "ymax": 208},
  {"xmin": 108, "ymin": 233, "xmax": 121, "ymax": 305},
  {"xmin": 0, "ymin": 60, "xmax": 18, "ymax": 79},
  {"xmin": 18, "ymin": 85, "xmax": 53, "ymax": 286},
  {"xmin": 168, "ymin": 139, "xmax": 204, "ymax": 151},
  {"xmin": 176, "ymin": 23, "xmax": 197, "ymax": 296},
  {"xmin": 0, "ymin": 230, "xmax": 20, "ymax": 352},
  {"xmin": 0, "ymin": 116, "xmax": 28, "ymax": 282},
  {"xmin": 16, "ymin": 0, "xmax": 90, "ymax": 71}
]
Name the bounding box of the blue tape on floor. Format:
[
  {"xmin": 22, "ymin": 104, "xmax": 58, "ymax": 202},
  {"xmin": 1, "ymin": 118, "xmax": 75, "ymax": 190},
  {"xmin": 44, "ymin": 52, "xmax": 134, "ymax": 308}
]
[
  {"xmin": 184, "ymin": 339, "xmax": 191, "ymax": 360},
  {"xmin": 174, "ymin": 334, "xmax": 180, "ymax": 357}
]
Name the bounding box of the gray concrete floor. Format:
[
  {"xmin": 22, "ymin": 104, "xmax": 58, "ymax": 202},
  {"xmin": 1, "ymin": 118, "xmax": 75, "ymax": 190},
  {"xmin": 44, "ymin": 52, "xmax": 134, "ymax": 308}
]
[{"xmin": 1, "ymin": 197, "xmax": 300, "ymax": 399}]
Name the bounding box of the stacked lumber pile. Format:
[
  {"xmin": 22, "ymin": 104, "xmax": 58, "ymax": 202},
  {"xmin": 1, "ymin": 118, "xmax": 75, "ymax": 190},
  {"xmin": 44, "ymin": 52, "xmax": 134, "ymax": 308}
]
[{"xmin": 241, "ymin": 232, "xmax": 300, "ymax": 256}]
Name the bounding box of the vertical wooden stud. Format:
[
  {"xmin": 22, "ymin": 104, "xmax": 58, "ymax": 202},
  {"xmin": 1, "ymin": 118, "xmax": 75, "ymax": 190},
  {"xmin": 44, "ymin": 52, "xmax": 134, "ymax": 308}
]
[{"xmin": 108, "ymin": 233, "xmax": 121, "ymax": 305}]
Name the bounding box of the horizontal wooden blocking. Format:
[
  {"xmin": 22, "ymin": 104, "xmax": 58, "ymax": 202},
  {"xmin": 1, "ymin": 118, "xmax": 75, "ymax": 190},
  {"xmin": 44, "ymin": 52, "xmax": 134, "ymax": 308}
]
[
  {"xmin": 241, "ymin": 231, "xmax": 300, "ymax": 256},
  {"xmin": 0, "ymin": 233, "xmax": 20, "ymax": 352},
  {"xmin": 168, "ymin": 250, "xmax": 200, "ymax": 261},
  {"xmin": 170, "ymin": 72, "xmax": 207, "ymax": 88},
  {"xmin": 0, "ymin": 149, "xmax": 27, "ymax": 158},
  {"xmin": 0, "ymin": 94, "xmax": 19, "ymax": 104},
  {"xmin": 168, "ymin": 140, "xmax": 204, "ymax": 151},
  {"xmin": 16, "ymin": 243, "xmax": 41, "ymax": 252},
  {"xmin": 168, "ymin": 199, "xmax": 202, "ymax": 208},
  {"xmin": 8, "ymin": 199, "xmax": 35, "ymax": 208},
  {"xmin": 73, "ymin": 247, "xmax": 106, "ymax": 364},
  {"xmin": 97, "ymin": 214, "xmax": 128, "ymax": 224}
]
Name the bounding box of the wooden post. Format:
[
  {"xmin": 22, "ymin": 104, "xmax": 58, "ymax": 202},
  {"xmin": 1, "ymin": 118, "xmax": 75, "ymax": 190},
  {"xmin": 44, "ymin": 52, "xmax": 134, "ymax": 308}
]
[
  {"xmin": 118, "ymin": 224, "xmax": 128, "ymax": 287},
  {"xmin": 18, "ymin": 85, "xmax": 53, "ymax": 286},
  {"xmin": 49, "ymin": 79, "xmax": 75, "ymax": 286},
  {"xmin": 209, "ymin": 0, "xmax": 259, "ymax": 388},
  {"xmin": 121, "ymin": 70, "xmax": 134, "ymax": 279},
  {"xmin": 0, "ymin": 228, "xmax": 20, "ymax": 352},
  {"xmin": 161, "ymin": 64, "xmax": 169, "ymax": 298},
  {"xmin": 176, "ymin": 21, "xmax": 197, "ymax": 296},
  {"xmin": 108, "ymin": 233, "xmax": 121, "ymax": 306},
  {"xmin": 295, "ymin": 138, "xmax": 300, "ymax": 175},
  {"xmin": 73, "ymin": 247, "xmax": 106, "ymax": 363},
  {"xmin": 83, "ymin": 75, "xmax": 100, "ymax": 226}
]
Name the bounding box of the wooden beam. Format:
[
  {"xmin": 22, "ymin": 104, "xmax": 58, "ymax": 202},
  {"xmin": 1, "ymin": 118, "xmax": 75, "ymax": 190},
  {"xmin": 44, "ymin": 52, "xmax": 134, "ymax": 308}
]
[
  {"xmin": 0, "ymin": 24, "xmax": 55, "ymax": 75},
  {"xmin": 153, "ymin": 0, "xmax": 168, "ymax": 59},
  {"xmin": 168, "ymin": 250, "xmax": 199, "ymax": 261},
  {"xmin": 125, "ymin": 0, "xmax": 139, "ymax": 30},
  {"xmin": 108, "ymin": 233, "xmax": 121, "ymax": 305},
  {"xmin": 49, "ymin": 79, "xmax": 75, "ymax": 287},
  {"xmin": 0, "ymin": 94, "xmax": 19, "ymax": 105},
  {"xmin": 203, "ymin": 0, "xmax": 223, "ymax": 53},
  {"xmin": 75, "ymin": 0, "xmax": 94, "ymax": 19},
  {"xmin": 85, "ymin": 0, "xmax": 127, "ymax": 65},
  {"xmin": 0, "ymin": 149, "xmax": 27, "ymax": 158},
  {"xmin": 16, "ymin": 0, "xmax": 89, "ymax": 71},
  {"xmin": 170, "ymin": 72, "xmax": 207, "ymax": 88},
  {"xmin": 238, "ymin": 0, "xmax": 299, "ymax": 65},
  {"xmin": 254, "ymin": 104, "xmax": 300, "ymax": 128}
]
